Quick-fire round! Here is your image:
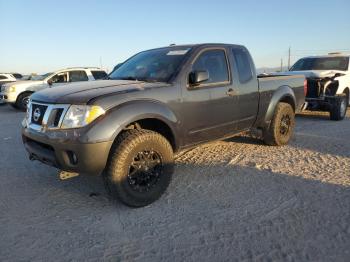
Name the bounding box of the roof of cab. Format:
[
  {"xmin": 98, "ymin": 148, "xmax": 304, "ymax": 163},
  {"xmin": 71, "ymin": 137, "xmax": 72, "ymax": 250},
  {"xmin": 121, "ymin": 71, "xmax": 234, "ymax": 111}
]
[{"xmin": 146, "ymin": 43, "xmax": 245, "ymax": 52}]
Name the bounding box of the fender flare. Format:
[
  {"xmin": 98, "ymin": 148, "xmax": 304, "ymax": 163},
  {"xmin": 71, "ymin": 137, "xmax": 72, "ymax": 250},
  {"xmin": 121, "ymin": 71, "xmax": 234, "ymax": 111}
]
[
  {"xmin": 82, "ymin": 100, "xmax": 179, "ymax": 145},
  {"xmin": 264, "ymin": 85, "xmax": 296, "ymax": 124}
]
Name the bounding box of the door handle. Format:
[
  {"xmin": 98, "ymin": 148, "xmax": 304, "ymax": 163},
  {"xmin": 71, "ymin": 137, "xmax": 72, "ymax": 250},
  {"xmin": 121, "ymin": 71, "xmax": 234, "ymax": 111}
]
[{"xmin": 226, "ymin": 88, "xmax": 236, "ymax": 97}]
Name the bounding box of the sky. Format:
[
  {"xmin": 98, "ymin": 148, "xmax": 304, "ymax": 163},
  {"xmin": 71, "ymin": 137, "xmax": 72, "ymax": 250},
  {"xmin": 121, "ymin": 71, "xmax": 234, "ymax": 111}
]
[{"xmin": 1, "ymin": 0, "xmax": 350, "ymax": 74}]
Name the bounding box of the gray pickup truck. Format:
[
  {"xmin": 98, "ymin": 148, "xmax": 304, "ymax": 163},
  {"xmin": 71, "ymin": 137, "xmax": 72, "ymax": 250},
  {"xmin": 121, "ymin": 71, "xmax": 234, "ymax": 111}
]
[{"xmin": 22, "ymin": 44, "xmax": 305, "ymax": 207}]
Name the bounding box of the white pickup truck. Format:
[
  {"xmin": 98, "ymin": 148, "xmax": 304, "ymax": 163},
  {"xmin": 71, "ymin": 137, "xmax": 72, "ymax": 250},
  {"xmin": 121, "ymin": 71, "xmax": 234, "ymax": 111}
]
[
  {"xmin": 0, "ymin": 67, "xmax": 107, "ymax": 110},
  {"xmin": 286, "ymin": 53, "xmax": 349, "ymax": 120}
]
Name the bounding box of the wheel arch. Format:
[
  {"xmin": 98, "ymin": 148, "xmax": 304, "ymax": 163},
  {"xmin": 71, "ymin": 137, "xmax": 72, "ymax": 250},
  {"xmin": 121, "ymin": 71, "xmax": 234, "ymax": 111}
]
[
  {"xmin": 16, "ymin": 90, "xmax": 34, "ymax": 100},
  {"xmin": 83, "ymin": 100, "xmax": 180, "ymax": 151},
  {"xmin": 264, "ymin": 85, "xmax": 296, "ymax": 124},
  {"xmin": 124, "ymin": 118, "xmax": 177, "ymax": 151}
]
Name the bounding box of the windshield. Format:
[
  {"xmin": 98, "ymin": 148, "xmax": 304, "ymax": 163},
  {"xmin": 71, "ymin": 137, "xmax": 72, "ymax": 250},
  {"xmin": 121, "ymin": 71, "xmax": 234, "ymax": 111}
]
[
  {"xmin": 290, "ymin": 57, "xmax": 349, "ymax": 71},
  {"xmin": 31, "ymin": 73, "xmax": 52, "ymax": 81},
  {"xmin": 109, "ymin": 47, "xmax": 192, "ymax": 82}
]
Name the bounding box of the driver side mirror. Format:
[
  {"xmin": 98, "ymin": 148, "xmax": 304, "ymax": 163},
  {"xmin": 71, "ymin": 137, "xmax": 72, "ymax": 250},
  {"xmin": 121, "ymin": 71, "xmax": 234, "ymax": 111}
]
[
  {"xmin": 189, "ymin": 70, "xmax": 209, "ymax": 86},
  {"xmin": 47, "ymin": 79, "xmax": 53, "ymax": 86}
]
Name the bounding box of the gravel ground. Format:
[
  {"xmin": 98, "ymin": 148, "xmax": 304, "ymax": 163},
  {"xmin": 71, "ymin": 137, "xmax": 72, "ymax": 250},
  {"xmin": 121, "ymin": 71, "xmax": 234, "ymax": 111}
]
[{"xmin": 0, "ymin": 104, "xmax": 349, "ymax": 262}]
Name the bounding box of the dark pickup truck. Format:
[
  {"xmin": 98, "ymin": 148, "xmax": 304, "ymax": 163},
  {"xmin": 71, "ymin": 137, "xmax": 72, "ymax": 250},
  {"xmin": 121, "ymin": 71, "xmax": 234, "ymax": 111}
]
[{"xmin": 22, "ymin": 44, "xmax": 305, "ymax": 207}]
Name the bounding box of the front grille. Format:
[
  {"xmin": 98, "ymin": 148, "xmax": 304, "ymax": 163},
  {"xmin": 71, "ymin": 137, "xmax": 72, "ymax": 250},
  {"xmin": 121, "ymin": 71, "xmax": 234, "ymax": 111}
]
[
  {"xmin": 31, "ymin": 104, "xmax": 48, "ymax": 125},
  {"xmin": 306, "ymin": 79, "xmax": 322, "ymax": 98},
  {"xmin": 28, "ymin": 102, "xmax": 69, "ymax": 130}
]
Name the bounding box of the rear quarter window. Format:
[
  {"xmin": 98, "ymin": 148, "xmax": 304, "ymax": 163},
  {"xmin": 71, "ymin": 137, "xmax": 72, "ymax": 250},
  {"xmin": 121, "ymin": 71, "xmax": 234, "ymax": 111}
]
[
  {"xmin": 232, "ymin": 47, "xmax": 253, "ymax": 83},
  {"xmin": 0, "ymin": 75, "xmax": 8, "ymax": 80},
  {"xmin": 91, "ymin": 71, "xmax": 107, "ymax": 80}
]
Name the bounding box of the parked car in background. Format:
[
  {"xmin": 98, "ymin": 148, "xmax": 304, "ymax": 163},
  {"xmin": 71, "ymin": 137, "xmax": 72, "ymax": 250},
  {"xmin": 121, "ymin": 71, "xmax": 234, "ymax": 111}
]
[
  {"xmin": 0, "ymin": 67, "xmax": 107, "ymax": 110},
  {"xmin": 284, "ymin": 53, "xmax": 349, "ymax": 120},
  {"xmin": 11, "ymin": 73, "xmax": 23, "ymax": 79},
  {"xmin": 20, "ymin": 75, "xmax": 32, "ymax": 80},
  {"xmin": 0, "ymin": 74, "xmax": 17, "ymax": 105},
  {"xmin": 0, "ymin": 73, "xmax": 17, "ymax": 86},
  {"xmin": 22, "ymin": 43, "xmax": 305, "ymax": 207}
]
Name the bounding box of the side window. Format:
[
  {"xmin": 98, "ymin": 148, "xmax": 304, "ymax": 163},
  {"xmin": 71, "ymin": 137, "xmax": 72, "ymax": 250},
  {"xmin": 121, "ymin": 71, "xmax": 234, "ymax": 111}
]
[
  {"xmin": 49, "ymin": 72, "xmax": 68, "ymax": 83},
  {"xmin": 91, "ymin": 71, "xmax": 107, "ymax": 80},
  {"xmin": 0, "ymin": 75, "xmax": 7, "ymax": 80},
  {"xmin": 232, "ymin": 47, "xmax": 253, "ymax": 83},
  {"xmin": 192, "ymin": 50, "xmax": 229, "ymax": 84},
  {"xmin": 69, "ymin": 70, "xmax": 88, "ymax": 82}
]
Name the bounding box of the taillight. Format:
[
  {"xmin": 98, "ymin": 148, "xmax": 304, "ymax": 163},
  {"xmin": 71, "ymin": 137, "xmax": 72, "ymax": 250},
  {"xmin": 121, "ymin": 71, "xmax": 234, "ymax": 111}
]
[{"xmin": 303, "ymin": 79, "xmax": 307, "ymax": 96}]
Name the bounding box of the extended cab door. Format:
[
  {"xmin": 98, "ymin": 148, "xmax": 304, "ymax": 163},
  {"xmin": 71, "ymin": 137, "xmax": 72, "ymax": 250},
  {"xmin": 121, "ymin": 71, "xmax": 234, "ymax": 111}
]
[
  {"xmin": 230, "ymin": 46, "xmax": 259, "ymax": 129},
  {"xmin": 182, "ymin": 48, "xmax": 242, "ymax": 145}
]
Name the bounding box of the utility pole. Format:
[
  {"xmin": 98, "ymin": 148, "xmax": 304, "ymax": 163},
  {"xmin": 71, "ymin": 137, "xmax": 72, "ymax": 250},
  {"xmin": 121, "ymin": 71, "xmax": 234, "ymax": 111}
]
[
  {"xmin": 280, "ymin": 58, "xmax": 283, "ymax": 72},
  {"xmin": 288, "ymin": 47, "xmax": 291, "ymax": 69}
]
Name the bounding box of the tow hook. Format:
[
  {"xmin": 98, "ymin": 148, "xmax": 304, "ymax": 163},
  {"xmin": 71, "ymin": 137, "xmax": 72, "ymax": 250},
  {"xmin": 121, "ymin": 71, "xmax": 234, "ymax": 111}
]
[{"xmin": 59, "ymin": 171, "xmax": 80, "ymax": 180}]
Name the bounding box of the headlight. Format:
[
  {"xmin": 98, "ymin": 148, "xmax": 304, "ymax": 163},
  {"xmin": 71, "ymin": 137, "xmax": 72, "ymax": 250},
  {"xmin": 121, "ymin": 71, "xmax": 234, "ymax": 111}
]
[
  {"xmin": 6, "ymin": 85, "xmax": 16, "ymax": 93},
  {"xmin": 61, "ymin": 105, "xmax": 105, "ymax": 129}
]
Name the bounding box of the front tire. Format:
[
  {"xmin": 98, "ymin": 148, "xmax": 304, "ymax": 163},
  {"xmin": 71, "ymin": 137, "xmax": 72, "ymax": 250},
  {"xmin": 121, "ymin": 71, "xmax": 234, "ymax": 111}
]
[
  {"xmin": 15, "ymin": 92, "xmax": 31, "ymax": 111},
  {"xmin": 104, "ymin": 129, "xmax": 174, "ymax": 207},
  {"xmin": 263, "ymin": 102, "xmax": 295, "ymax": 146}
]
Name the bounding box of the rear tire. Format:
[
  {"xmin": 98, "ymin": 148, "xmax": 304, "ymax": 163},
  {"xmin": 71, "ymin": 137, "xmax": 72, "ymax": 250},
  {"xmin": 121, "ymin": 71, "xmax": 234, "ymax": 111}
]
[
  {"xmin": 15, "ymin": 92, "xmax": 31, "ymax": 111},
  {"xmin": 104, "ymin": 129, "xmax": 174, "ymax": 207},
  {"xmin": 329, "ymin": 95, "xmax": 347, "ymax": 121},
  {"xmin": 263, "ymin": 102, "xmax": 295, "ymax": 146}
]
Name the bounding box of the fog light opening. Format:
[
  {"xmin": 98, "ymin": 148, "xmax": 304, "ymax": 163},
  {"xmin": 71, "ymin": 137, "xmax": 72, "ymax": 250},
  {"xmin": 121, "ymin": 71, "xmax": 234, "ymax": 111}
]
[{"xmin": 67, "ymin": 151, "xmax": 78, "ymax": 165}]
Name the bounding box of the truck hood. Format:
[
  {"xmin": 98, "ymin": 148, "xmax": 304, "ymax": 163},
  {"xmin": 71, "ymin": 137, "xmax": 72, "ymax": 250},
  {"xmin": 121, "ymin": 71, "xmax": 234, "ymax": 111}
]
[
  {"xmin": 31, "ymin": 80, "xmax": 168, "ymax": 104},
  {"xmin": 279, "ymin": 70, "xmax": 346, "ymax": 78}
]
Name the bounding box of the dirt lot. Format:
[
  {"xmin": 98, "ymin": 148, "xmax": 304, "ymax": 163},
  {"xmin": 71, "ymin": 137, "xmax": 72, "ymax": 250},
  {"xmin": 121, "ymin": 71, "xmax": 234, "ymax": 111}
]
[{"xmin": 0, "ymin": 104, "xmax": 349, "ymax": 262}]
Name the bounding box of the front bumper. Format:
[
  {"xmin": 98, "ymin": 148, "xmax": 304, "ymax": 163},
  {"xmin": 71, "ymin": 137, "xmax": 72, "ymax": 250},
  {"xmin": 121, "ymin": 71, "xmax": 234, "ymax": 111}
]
[
  {"xmin": 0, "ymin": 93, "xmax": 7, "ymax": 104},
  {"xmin": 22, "ymin": 126, "xmax": 113, "ymax": 175},
  {"xmin": 305, "ymin": 96, "xmax": 341, "ymax": 111},
  {"xmin": 0, "ymin": 92, "xmax": 16, "ymax": 103}
]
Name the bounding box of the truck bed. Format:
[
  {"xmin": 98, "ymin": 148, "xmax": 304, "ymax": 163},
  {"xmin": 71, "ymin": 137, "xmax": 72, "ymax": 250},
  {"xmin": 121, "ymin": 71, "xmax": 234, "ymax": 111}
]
[{"xmin": 255, "ymin": 74, "xmax": 305, "ymax": 127}]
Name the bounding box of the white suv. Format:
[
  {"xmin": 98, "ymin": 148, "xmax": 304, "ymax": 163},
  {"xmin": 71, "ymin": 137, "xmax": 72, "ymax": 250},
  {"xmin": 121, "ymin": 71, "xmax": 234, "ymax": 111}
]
[{"xmin": 0, "ymin": 67, "xmax": 107, "ymax": 110}]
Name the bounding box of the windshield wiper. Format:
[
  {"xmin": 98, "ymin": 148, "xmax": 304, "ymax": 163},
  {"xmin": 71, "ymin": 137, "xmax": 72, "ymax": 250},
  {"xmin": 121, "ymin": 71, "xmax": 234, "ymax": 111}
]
[{"xmin": 119, "ymin": 76, "xmax": 139, "ymax": 81}]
